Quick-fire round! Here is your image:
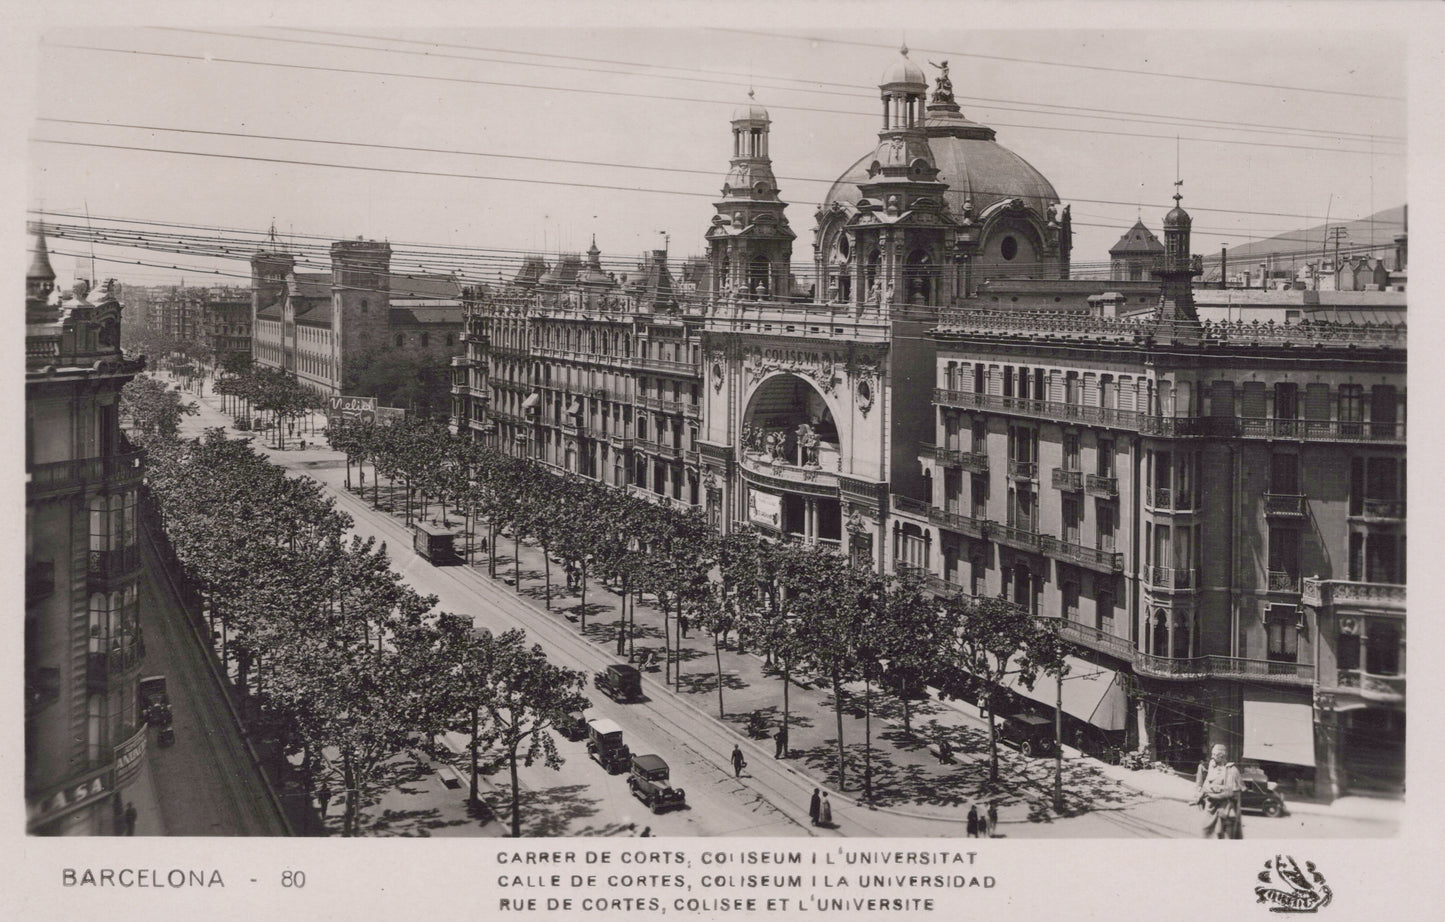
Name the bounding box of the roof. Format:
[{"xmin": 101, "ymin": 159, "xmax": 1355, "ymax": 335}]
[
  {"xmin": 1110, "ymin": 220, "xmax": 1165, "ymax": 256},
  {"xmin": 256, "ymin": 302, "xmax": 283, "ymax": 321},
  {"xmin": 390, "ymin": 273, "xmax": 462, "ymax": 299},
  {"xmin": 290, "ymin": 272, "xmax": 332, "ymax": 300},
  {"xmin": 632, "ymin": 753, "xmax": 668, "ymax": 773},
  {"xmin": 28, "ymin": 226, "xmax": 55, "ymax": 281},
  {"xmin": 294, "ymin": 300, "xmax": 333, "ymax": 325},
  {"xmin": 881, "ymin": 50, "xmax": 926, "ymax": 88},
  {"xmin": 388, "ymin": 307, "xmax": 464, "ymax": 325},
  {"xmin": 822, "ymin": 123, "xmax": 1059, "ymax": 224},
  {"xmin": 587, "ymin": 718, "xmax": 623, "ymax": 736}
]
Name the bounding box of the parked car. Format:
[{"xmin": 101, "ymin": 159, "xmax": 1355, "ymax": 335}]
[
  {"xmin": 1237, "ymin": 761, "xmax": 1288, "ymax": 817},
  {"xmin": 997, "ymin": 712, "xmax": 1055, "ymax": 757},
  {"xmin": 586, "ymin": 718, "xmax": 631, "ymax": 774},
  {"xmin": 628, "ymin": 754, "xmax": 686, "ymax": 814},
  {"xmin": 558, "ymin": 710, "xmax": 589, "ymax": 742},
  {"xmin": 594, "ymin": 664, "xmax": 643, "ymax": 703}
]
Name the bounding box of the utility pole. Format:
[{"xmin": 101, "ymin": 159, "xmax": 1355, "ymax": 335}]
[
  {"xmin": 1054, "ymin": 670, "xmax": 1064, "ymax": 812},
  {"xmin": 1330, "ymin": 226, "xmax": 1349, "ymax": 282}
]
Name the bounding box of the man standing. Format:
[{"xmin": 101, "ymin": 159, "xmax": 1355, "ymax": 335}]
[
  {"xmin": 774, "ymin": 725, "xmax": 789, "ymax": 759},
  {"xmin": 967, "ymin": 805, "xmax": 980, "ymax": 838},
  {"xmin": 731, "ymin": 744, "xmax": 745, "ymax": 777},
  {"xmin": 987, "ymin": 802, "xmax": 998, "ymax": 838},
  {"xmin": 679, "ymin": 614, "xmax": 690, "ymax": 639},
  {"xmin": 809, "ymin": 788, "xmax": 821, "ymax": 826},
  {"xmin": 317, "ymin": 783, "xmax": 333, "ymax": 818},
  {"xmin": 122, "ymin": 802, "xmax": 137, "ymax": 836},
  {"xmin": 1195, "ymin": 744, "xmax": 1243, "ymax": 839}
]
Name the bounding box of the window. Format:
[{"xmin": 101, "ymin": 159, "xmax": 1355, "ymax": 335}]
[
  {"xmin": 1096, "ymin": 591, "xmax": 1115, "ymax": 633},
  {"xmin": 1366, "ymin": 621, "xmax": 1402, "ymax": 675},
  {"xmin": 1270, "ymin": 453, "xmax": 1299, "ymax": 494},
  {"xmin": 395, "ymin": 334, "xmax": 405, "ymax": 348},
  {"xmin": 1265, "ymin": 605, "xmax": 1298, "ymax": 662},
  {"xmin": 1012, "ymin": 487, "xmax": 1036, "ymax": 532},
  {"xmin": 971, "ymin": 418, "xmax": 987, "ymax": 454},
  {"xmin": 1339, "ymin": 385, "xmax": 1364, "ymax": 435},
  {"xmin": 971, "ymin": 474, "xmax": 988, "ymax": 519},
  {"xmin": 361, "ymin": 298, "xmax": 368, "ymax": 312},
  {"xmin": 1063, "ymin": 433, "xmax": 1080, "ymax": 471},
  {"xmin": 1371, "ymin": 385, "xmax": 1398, "ymax": 437},
  {"xmin": 1002, "ymin": 366, "xmax": 1014, "ymax": 397},
  {"xmin": 1062, "ymin": 497, "xmax": 1081, "ymax": 544},
  {"xmin": 1096, "ymin": 501, "xmax": 1116, "ymax": 552},
  {"xmin": 1062, "ymin": 580, "xmax": 1080, "ymax": 621},
  {"xmin": 446, "ymin": 333, "xmax": 455, "ymax": 347},
  {"xmin": 1097, "ymin": 439, "xmax": 1115, "ymax": 477},
  {"xmin": 1268, "ymin": 526, "xmax": 1300, "ymax": 588}
]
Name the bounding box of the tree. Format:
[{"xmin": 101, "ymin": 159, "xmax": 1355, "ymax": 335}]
[
  {"xmin": 938, "ymin": 595, "xmax": 1070, "ymax": 784},
  {"xmin": 120, "ymin": 373, "xmax": 198, "ymax": 441},
  {"xmin": 345, "ymin": 348, "xmax": 453, "ymax": 422},
  {"xmin": 876, "ymin": 571, "xmax": 947, "ymax": 737},
  {"xmin": 478, "ymin": 630, "xmax": 590, "ymax": 837}
]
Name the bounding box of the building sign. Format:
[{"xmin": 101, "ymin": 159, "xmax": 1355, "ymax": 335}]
[
  {"xmin": 113, "ymin": 725, "xmax": 148, "ymax": 788},
  {"xmin": 374, "ymin": 406, "xmax": 407, "ymax": 425},
  {"xmin": 747, "ymin": 487, "xmax": 782, "ymax": 529},
  {"xmin": 327, "ymin": 395, "xmax": 378, "ymax": 425},
  {"xmin": 27, "ymin": 765, "xmax": 113, "ymax": 831}
]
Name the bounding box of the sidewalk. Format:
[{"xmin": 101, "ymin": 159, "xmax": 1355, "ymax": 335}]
[{"xmin": 183, "ymin": 385, "xmax": 1400, "ymax": 835}]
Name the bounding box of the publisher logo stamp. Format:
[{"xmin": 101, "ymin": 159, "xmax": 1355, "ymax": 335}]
[{"xmin": 1255, "ymin": 855, "xmax": 1332, "ymax": 913}]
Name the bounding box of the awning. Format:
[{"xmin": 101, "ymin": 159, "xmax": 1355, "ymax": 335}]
[
  {"xmin": 1242, "ymin": 691, "xmax": 1316, "ymax": 766},
  {"xmin": 1003, "ymin": 654, "xmax": 1128, "ymax": 731},
  {"xmin": 567, "ymin": 398, "xmax": 583, "ymax": 416},
  {"xmin": 521, "ymin": 393, "xmax": 541, "ymax": 410}
]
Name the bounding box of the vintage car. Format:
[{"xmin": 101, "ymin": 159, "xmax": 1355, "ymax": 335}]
[
  {"xmin": 997, "ymin": 712, "xmax": 1055, "ymax": 757},
  {"xmin": 137, "ymin": 675, "xmax": 175, "ymax": 747},
  {"xmin": 594, "ymin": 664, "xmax": 643, "ymax": 703},
  {"xmin": 585, "ymin": 718, "xmax": 631, "ymax": 774},
  {"xmin": 628, "ymin": 754, "xmax": 686, "ymax": 814},
  {"xmin": 1238, "ymin": 761, "xmax": 1289, "ymax": 817},
  {"xmin": 558, "ymin": 710, "xmax": 590, "ymax": 742}
]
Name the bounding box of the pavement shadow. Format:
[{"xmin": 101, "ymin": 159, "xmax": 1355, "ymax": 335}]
[
  {"xmin": 367, "ymin": 806, "xmax": 475, "ymax": 837},
  {"xmin": 678, "ymin": 672, "xmax": 750, "ymax": 695},
  {"xmin": 493, "ymin": 783, "xmax": 603, "ymax": 837}
]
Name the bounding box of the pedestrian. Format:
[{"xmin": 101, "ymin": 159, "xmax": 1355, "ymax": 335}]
[
  {"xmin": 123, "ymin": 802, "xmax": 137, "ymax": 836},
  {"xmin": 1195, "ymin": 743, "xmax": 1243, "ymax": 839},
  {"xmin": 987, "ymin": 802, "xmax": 998, "ymax": 838},
  {"xmin": 809, "ymin": 788, "xmax": 821, "ymax": 826},
  {"xmin": 967, "ymin": 804, "xmax": 980, "ymax": 838},
  {"xmin": 679, "ymin": 613, "xmax": 690, "ymax": 639},
  {"xmin": 317, "ymin": 784, "xmax": 332, "ymax": 817},
  {"xmin": 819, "ymin": 792, "xmax": 833, "ymax": 828},
  {"xmin": 774, "ymin": 724, "xmax": 789, "ymax": 759},
  {"xmin": 639, "ymin": 826, "xmax": 652, "ymax": 837},
  {"xmin": 731, "ymin": 744, "xmax": 745, "ymax": 778}
]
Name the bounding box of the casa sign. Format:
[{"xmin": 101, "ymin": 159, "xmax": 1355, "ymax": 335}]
[{"xmin": 27, "ymin": 766, "xmax": 113, "ymax": 830}]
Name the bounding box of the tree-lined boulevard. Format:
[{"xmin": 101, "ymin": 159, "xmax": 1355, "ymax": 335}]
[{"xmin": 126, "ymin": 369, "xmax": 1399, "ymax": 839}]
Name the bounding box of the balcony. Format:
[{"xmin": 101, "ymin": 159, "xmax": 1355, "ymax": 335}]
[
  {"xmin": 1238, "ymin": 417, "xmax": 1405, "ymax": 444},
  {"xmin": 1263, "ymin": 493, "xmax": 1306, "ymax": 517},
  {"xmin": 631, "ymin": 355, "xmax": 697, "ymax": 376},
  {"xmin": 1134, "ymin": 652, "xmax": 1314, "ymax": 685},
  {"xmin": 1040, "ymin": 615, "xmax": 1135, "ymax": 661},
  {"xmin": 931, "ymin": 445, "xmax": 989, "ymax": 473},
  {"xmin": 1138, "ymin": 415, "xmax": 1238, "ymax": 438},
  {"xmin": 26, "ymin": 560, "xmax": 55, "ymax": 602},
  {"xmin": 929, "ymin": 506, "xmax": 989, "ymax": 538},
  {"xmin": 1043, "ymin": 537, "xmax": 1124, "ymax": 574},
  {"xmin": 86, "ymin": 643, "xmax": 146, "ymax": 695},
  {"xmin": 1051, "ymin": 468, "xmax": 1083, "ymax": 492},
  {"xmin": 933, "ymin": 388, "xmax": 1142, "ymax": 431},
  {"xmin": 1360, "ymin": 498, "xmax": 1405, "ymax": 521},
  {"xmin": 925, "ymin": 574, "xmax": 974, "ymax": 599},
  {"xmin": 891, "ymin": 494, "xmax": 931, "ymax": 518},
  {"xmin": 640, "ymin": 395, "xmax": 691, "ymax": 415},
  {"xmin": 1300, "ymin": 578, "xmax": 1406, "ymax": 611},
  {"xmin": 1267, "ymin": 570, "xmax": 1301, "ymax": 593},
  {"xmin": 1008, "ymin": 460, "xmax": 1037, "ymax": 480},
  {"xmin": 1147, "ymin": 487, "xmax": 1197, "ymax": 512},
  {"xmin": 992, "ymin": 521, "xmax": 1047, "ymax": 554},
  {"xmin": 27, "ymin": 449, "xmax": 146, "ymax": 498},
  {"xmin": 89, "ymin": 545, "xmax": 143, "ymax": 583},
  {"xmin": 1085, "ymin": 473, "xmax": 1118, "ymax": 499},
  {"xmin": 1334, "ymin": 670, "xmax": 1405, "ymax": 703},
  {"xmin": 1146, "ymin": 565, "xmax": 1196, "ymax": 591}
]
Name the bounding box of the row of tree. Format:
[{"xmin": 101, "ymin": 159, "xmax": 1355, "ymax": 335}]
[
  {"xmin": 325, "ymin": 416, "xmax": 1072, "ymax": 797},
  {"xmin": 132, "ymin": 415, "xmax": 589, "ymax": 836},
  {"xmin": 212, "ymin": 355, "xmax": 323, "ymax": 449}
]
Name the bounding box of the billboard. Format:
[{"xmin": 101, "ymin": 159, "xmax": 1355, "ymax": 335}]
[
  {"xmin": 747, "ymin": 487, "xmax": 782, "ymax": 529},
  {"xmin": 327, "ymin": 395, "xmax": 378, "ymax": 425},
  {"xmin": 374, "ymin": 406, "xmax": 407, "ymax": 425}
]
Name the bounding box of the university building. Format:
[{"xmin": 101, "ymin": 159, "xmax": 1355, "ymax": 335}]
[
  {"xmin": 251, "ymin": 238, "xmax": 464, "ymax": 395},
  {"xmin": 25, "ymin": 226, "xmax": 150, "ymax": 834}
]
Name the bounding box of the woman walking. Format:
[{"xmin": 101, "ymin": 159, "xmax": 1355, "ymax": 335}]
[{"xmin": 967, "ymin": 805, "xmax": 980, "ymax": 838}]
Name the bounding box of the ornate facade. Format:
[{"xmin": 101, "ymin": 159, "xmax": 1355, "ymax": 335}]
[{"xmin": 25, "ymin": 225, "xmax": 150, "ymax": 834}]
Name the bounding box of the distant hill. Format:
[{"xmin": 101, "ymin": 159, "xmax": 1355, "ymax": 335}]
[{"xmin": 1202, "ymin": 205, "xmax": 1404, "ymax": 278}]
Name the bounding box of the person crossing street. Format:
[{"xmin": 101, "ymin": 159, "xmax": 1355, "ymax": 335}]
[{"xmin": 731, "ymin": 744, "xmax": 746, "ymax": 777}]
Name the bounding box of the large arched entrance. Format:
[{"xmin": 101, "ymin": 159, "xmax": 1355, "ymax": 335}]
[{"xmin": 740, "ymin": 374, "xmax": 844, "ymax": 546}]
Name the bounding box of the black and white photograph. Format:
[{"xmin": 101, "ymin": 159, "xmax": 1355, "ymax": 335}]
[{"xmin": 10, "ymin": 0, "xmax": 1436, "ymax": 918}]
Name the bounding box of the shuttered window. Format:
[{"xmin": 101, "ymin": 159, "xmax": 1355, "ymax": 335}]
[
  {"xmin": 1304, "ymin": 383, "xmax": 1331, "ymax": 420},
  {"xmin": 1241, "ymin": 381, "xmax": 1267, "ymax": 418},
  {"xmin": 1211, "ymin": 380, "xmax": 1234, "ymax": 416}
]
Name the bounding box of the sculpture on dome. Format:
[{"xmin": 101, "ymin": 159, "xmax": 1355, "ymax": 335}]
[{"xmin": 928, "ymin": 60, "xmax": 955, "ymax": 104}]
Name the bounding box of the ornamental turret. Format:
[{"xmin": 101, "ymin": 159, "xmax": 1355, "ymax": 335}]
[
  {"xmin": 1152, "ymin": 182, "xmax": 1203, "ymax": 338},
  {"xmin": 705, "ymin": 91, "xmax": 795, "ymax": 301}
]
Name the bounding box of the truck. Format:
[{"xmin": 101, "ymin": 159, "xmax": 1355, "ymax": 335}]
[
  {"xmin": 137, "ymin": 675, "xmax": 175, "ymax": 747},
  {"xmin": 628, "ymin": 754, "xmax": 686, "ymax": 814},
  {"xmin": 594, "ymin": 664, "xmax": 643, "ymax": 703}
]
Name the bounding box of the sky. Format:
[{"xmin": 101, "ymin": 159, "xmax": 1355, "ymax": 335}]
[{"xmin": 9, "ymin": 3, "xmax": 1420, "ymax": 290}]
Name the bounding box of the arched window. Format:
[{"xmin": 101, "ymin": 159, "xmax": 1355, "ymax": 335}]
[
  {"xmin": 421, "ymin": 332, "xmax": 430, "ymax": 348},
  {"xmin": 395, "ymin": 334, "xmax": 405, "ymax": 348}
]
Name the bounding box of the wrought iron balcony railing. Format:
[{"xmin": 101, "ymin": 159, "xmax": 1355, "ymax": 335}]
[
  {"xmin": 1051, "ymin": 468, "xmax": 1083, "ymax": 492},
  {"xmin": 1147, "ymin": 566, "xmax": 1196, "ymax": 591},
  {"xmin": 1263, "ymin": 493, "xmax": 1307, "ymax": 517},
  {"xmin": 1008, "ymin": 460, "xmax": 1037, "ymax": 480},
  {"xmin": 1042, "ymin": 536, "xmax": 1124, "ymax": 574},
  {"xmin": 1085, "ymin": 473, "xmax": 1118, "ymax": 498}
]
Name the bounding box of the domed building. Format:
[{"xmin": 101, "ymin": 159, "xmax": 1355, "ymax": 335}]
[{"xmin": 698, "ymin": 50, "xmax": 1072, "ymax": 568}]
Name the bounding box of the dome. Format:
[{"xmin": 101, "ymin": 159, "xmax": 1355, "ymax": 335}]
[
  {"xmin": 880, "ymin": 50, "xmax": 926, "ymax": 89},
  {"xmin": 732, "ymin": 102, "xmax": 770, "ymax": 122},
  {"xmin": 1164, "ymin": 200, "xmax": 1192, "ymax": 229},
  {"xmin": 820, "ymin": 110, "xmax": 1059, "ymax": 224}
]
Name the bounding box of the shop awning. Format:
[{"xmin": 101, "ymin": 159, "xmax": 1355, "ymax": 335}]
[
  {"xmin": 521, "ymin": 393, "xmax": 541, "ymax": 410},
  {"xmin": 1003, "ymin": 655, "xmax": 1128, "ymax": 731},
  {"xmin": 1242, "ymin": 692, "xmax": 1316, "ymax": 767}
]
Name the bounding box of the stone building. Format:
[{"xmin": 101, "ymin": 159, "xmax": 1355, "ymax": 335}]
[
  {"xmin": 251, "ymin": 238, "xmax": 463, "ymax": 396},
  {"xmin": 1109, "ymin": 219, "xmax": 1165, "ymax": 281},
  {"xmin": 25, "ymin": 225, "xmax": 150, "ymax": 834},
  {"xmin": 452, "ymin": 245, "xmax": 705, "ymax": 509}
]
